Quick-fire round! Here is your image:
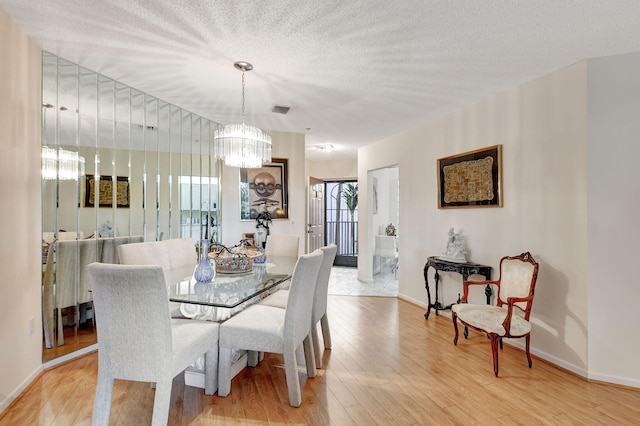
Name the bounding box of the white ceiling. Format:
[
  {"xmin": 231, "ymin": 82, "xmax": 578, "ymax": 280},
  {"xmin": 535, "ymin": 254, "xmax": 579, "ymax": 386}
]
[{"xmin": 3, "ymin": 1, "xmax": 640, "ymax": 160}]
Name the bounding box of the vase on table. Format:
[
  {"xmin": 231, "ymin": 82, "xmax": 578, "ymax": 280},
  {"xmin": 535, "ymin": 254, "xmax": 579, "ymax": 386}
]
[
  {"xmin": 194, "ymin": 239, "xmax": 216, "ymax": 283},
  {"xmin": 254, "ymin": 229, "xmax": 266, "ymax": 264}
]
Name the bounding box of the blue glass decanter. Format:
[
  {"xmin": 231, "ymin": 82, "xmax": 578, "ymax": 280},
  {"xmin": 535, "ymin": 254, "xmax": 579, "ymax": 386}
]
[{"xmin": 194, "ymin": 239, "xmax": 216, "ymax": 283}]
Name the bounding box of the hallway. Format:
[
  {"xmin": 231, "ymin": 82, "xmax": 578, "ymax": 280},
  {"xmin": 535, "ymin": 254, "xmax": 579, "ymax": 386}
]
[{"xmin": 327, "ymin": 266, "xmax": 398, "ymax": 297}]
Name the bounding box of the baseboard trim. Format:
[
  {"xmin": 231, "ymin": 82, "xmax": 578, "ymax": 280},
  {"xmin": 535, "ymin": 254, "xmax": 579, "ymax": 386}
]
[
  {"xmin": 0, "ymin": 365, "xmax": 43, "ymax": 416},
  {"xmin": 43, "ymin": 344, "xmax": 98, "ymax": 370},
  {"xmin": 397, "ymin": 292, "xmax": 427, "ymax": 309}
]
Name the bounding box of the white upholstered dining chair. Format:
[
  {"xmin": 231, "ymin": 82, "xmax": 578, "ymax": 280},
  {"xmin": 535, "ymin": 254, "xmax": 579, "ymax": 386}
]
[
  {"xmin": 87, "ymin": 263, "xmax": 219, "ymax": 425},
  {"xmin": 217, "ymin": 249, "xmax": 324, "ymax": 407},
  {"xmin": 117, "ymin": 238, "xmax": 196, "ymax": 318},
  {"xmin": 264, "ymin": 235, "xmax": 300, "ymax": 258},
  {"xmin": 259, "ymin": 244, "xmax": 338, "ymax": 366}
]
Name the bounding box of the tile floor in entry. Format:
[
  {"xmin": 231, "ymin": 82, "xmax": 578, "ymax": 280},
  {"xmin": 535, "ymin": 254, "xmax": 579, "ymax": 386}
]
[{"xmin": 327, "ymin": 265, "xmax": 398, "ymax": 297}]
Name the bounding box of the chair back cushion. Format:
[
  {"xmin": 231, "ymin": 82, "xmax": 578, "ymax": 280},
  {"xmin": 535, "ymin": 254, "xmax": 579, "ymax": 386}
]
[
  {"xmin": 498, "ymin": 254, "xmax": 538, "ymax": 311},
  {"xmin": 164, "ymin": 238, "xmax": 197, "ymax": 270},
  {"xmin": 313, "ymin": 244, "xmax": 338, "ymax": 324},
  {"xmin": 87, "ymin": 263, "xmax": 172, "ymax": 380},
  {"xmin": 284, "ymin": 249, "xmax": 323, "ymax": 348},
  {"xmin": 265, "ymin": 235, "xmax": 300, "ymax": 257},
  {"xmin": 118, "ymin": 240, "xmax": 169, "ymax": 268}
]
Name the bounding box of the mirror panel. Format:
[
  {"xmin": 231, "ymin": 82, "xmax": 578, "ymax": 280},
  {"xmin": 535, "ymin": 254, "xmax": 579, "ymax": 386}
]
[{"xmin": 42, "ymin": 52, "xmax": 222, "ymax": 361}]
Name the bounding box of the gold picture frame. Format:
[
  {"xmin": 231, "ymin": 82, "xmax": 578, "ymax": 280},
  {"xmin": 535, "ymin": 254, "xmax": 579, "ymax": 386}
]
[
  {"xmin": 84, "ymin": 175, "xmax": 130, "ymax": 208},
  {"xmin": 437, "ymin": 145, "xmax": 502, "ymax": 209}
]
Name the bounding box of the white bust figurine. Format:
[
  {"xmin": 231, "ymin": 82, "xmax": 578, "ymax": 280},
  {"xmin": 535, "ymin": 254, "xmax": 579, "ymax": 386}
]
[{"xmin": 441, "ymin": 227, "xmax": 468, "ymax": 262}]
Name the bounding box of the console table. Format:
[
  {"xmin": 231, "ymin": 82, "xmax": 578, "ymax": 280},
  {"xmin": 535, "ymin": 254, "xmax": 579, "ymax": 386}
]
[{"xmin": 423, "ymin": 256, "xmax": 492, "ymax": 320}]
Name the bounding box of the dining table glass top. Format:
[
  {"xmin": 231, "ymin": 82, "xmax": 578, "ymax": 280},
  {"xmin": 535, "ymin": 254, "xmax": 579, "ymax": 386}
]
[{"xmin": 167, "ymin": 256, "xmax": 297, "ymax": 309}]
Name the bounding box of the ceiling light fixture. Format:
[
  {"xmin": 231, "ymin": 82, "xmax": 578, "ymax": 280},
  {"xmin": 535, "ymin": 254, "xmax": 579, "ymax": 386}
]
[
  {"xmin": 315, "ymin": 144, "xmax": 334, "ymax": 152},
  {"xmin": 213, "ymin": 61, "xmax": 272, "ymax": 168}
]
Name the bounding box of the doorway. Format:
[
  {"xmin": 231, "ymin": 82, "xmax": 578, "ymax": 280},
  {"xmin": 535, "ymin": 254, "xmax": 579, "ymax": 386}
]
[
  {"xmin": 369, "ymin": 166, "xmax": 399, "ymax": 276},
  {"xmin": 325, "ymin": 180, "xmax": 358, "ymax": 267}
]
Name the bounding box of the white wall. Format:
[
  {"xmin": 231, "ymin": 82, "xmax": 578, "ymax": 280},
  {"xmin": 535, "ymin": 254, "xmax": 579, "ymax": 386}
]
[
  {"xmin": 359, "ymin": 61, "xmax": 592, "ymax": 378},
  {"xmin": 587, "ymin": 52, "xmax": 640, "ymax": 386},
  {"xmin": 221, "ymin": 130, "xmax": 307, "ymax": 255},
  {"xmin": 306, "ymin": 158, "xmax": 357, "ymax": 180},
  {"xmin": 0, "ymin": 8, "xmax": 43, "ymax": 411},
  {"xmin": 370, "ymin": 167, "xmax": 399, "ymax": 236}
]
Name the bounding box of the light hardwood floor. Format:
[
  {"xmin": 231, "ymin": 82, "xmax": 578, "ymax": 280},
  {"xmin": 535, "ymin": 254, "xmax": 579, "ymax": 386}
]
[{"xmin": 2, "ymin": 296, "xmax": 639, "ymax": 425}]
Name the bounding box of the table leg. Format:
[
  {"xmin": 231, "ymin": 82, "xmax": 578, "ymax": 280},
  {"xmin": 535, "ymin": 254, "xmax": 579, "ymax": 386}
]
[
  {"xmin": 461, "ymin": 272, "xmax": 469, "ymax": 337},
  {"xmin": 433, "ymin": 270, "xmax": 440, "ymax": 316},
  {"xmin": 485, "ymin": 284, "xmax": 492, "ymax": 305},
  {"xmin": 424, "ymin": 265, "xmax": 432, "ymax": 319}
]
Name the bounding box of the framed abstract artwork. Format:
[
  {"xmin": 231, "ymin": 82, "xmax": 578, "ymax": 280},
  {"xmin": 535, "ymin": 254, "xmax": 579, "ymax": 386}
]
[
  {"xmin": 437, "ymin": 145, "xmax": 502, "ymax": 209},
  {"xmin": 240, "ymin": 158, "xmax": 289, "ymax": 220}
]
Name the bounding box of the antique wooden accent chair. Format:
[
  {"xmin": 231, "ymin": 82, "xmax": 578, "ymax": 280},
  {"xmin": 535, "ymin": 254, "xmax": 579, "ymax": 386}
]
[{"xmin": 451, "ymin": 252, "xmax": 539, "ymax": 376}]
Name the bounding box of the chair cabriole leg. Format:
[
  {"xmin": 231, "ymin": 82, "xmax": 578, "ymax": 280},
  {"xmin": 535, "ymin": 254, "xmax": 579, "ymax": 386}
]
[
  {"xmin": 490, "ymin": 334, "xmax": 500, "ymax": 376},
  {"xmin": 452, "ymin": 313, "xmax": 459, "ymax": 345}
]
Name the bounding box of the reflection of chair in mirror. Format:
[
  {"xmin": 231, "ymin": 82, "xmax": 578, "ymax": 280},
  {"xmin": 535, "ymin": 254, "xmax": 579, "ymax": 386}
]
[
  {"xmin": 217, "ymin": 249, "xmax": 323, "ymax": 407},
  {"xmin": 100, "ymin": 235, "xmax": 144, "ymax": 264},
  {"xmin": 42, "ymin": 245, "xmax": 56, "ymax": 348},
  {"xmin": 87, "ymin": 263, "xmax": 219, "ymax": 425},
  {"xmin": 53, "ymin": 239, "xmax": 102, "ymax": 346},
  {"xmin": 42, "ymin": 231, "xmax": 84, "ymax": 244},
  {"xmin": 374, "ymin": 235, "xmax": 398, "ymax": 276},
  {"xmin": 264, "ymin": 235, "xmax": 299, "ymax": 258},
  {"xmin": 452, "ymin": 252, "xmax": 539, "ymax": 376}
]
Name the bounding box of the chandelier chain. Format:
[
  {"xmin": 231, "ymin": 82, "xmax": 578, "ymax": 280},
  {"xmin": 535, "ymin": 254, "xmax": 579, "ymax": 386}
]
[{"xmin": 241, "ymin": 70, "xmax": 246, "ymax": 125}]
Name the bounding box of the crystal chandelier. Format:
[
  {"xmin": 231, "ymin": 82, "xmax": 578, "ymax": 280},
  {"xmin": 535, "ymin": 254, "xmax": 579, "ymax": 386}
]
[
  {"xmin": 213, "ymin": 62, "xmax": 272, "ymax": 168},
  {"xmin": 41, "ymin": 103, "xmax": 86, "ymax": 180},
  {"xmin": 41, "ymin": 146, "xmax": 86, "ymax": 180}
]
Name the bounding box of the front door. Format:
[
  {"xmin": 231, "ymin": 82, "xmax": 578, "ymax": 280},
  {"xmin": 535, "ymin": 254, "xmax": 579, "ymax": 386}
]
[
  {"xmin": 326, "ymin": 180, "xmax": 358, "ymax": 267},
  {"xmin": 307, "ymin": 176, "xmax": 324, "ymax": 253}
]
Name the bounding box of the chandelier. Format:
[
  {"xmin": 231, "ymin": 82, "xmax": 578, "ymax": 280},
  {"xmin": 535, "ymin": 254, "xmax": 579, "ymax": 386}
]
[
  {"xmin": 41, "ymin": 103, "xmax": 85, "ymax": 180},
  {"xmin": 41, "ymin": 146, "xmax": 86, "ymax": 180},
  {"xmin": 213, "ymin": 62, "xmax": 272, "ymax": 168}
]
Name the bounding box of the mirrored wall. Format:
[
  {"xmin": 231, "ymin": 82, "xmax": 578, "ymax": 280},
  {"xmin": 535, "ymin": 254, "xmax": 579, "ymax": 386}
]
[{"xmin": 42, "ymin": 52, "xmax": 222, "ymax": 361}]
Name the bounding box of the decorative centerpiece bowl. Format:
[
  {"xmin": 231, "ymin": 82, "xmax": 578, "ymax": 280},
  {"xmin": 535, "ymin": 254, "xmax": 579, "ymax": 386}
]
[{"xmin": 208, "ymin": 248, "xmax": 264, "ymax": 274}]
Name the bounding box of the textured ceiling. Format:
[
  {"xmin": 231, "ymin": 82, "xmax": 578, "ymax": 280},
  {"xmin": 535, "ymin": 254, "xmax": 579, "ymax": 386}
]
[{"xmin": 3, "ymin": 1, "xmax": 640, "ymax": 160}]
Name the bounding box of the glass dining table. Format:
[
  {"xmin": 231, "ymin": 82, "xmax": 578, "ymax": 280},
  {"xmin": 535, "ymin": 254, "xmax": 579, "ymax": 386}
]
[
  {"xmin": 167, "ymin": 255, "xmax": 298, "ymax": 390},
  {"xmin": 166, "ymin": 255, "xmax": 297, "ymax": 322}
]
